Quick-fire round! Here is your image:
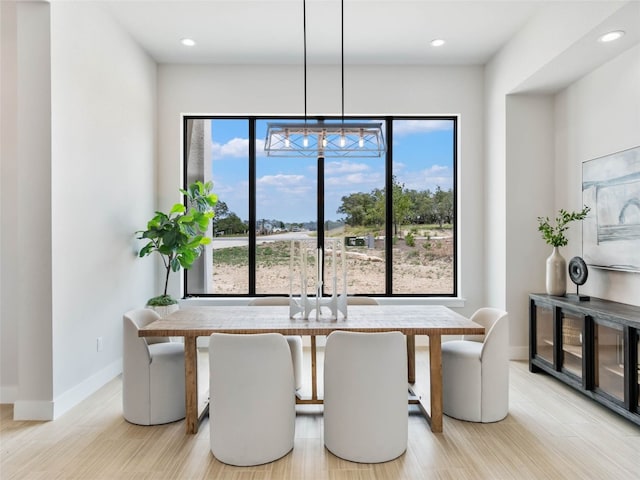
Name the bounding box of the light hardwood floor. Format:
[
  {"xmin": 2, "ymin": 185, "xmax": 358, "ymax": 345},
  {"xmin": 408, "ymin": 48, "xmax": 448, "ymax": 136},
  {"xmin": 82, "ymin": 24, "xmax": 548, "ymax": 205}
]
[{"xmin": 1, "ymin": 347, "xmax": 639, "ymax": 479}]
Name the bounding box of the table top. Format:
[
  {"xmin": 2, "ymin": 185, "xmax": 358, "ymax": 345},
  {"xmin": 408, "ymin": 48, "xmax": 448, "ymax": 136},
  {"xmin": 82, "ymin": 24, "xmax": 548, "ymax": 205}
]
[{"xmin": 138, "ymin": 304, "xmax": 484, "ymax": 337}]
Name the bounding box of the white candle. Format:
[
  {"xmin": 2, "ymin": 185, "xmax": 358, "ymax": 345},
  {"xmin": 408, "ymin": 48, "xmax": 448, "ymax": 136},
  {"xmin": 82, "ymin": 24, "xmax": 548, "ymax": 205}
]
[
  {"xmin": 289, "ymin": 240, "xmax": 294, "ymax": 295},
  {"xmin": 342, "ymin": 240, "xmax": 347, "ymax": 294},
  {"xmin": 317, "ymin": 247, "xmax": 322, "ymax": 288},
  {"xmin": 302, "ymin": 243, "xmax": 306, "ymax": 293},
  {"xmin": 332, "ymin": 241, "xmax": 337, "ymax": 282}
]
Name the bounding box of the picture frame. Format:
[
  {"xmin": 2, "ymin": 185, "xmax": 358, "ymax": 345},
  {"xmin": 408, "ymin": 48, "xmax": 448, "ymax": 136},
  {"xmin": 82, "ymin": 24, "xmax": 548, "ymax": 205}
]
[{"xmin": 582, "ymin": 146, "xmax": 640, "ymax": 272}]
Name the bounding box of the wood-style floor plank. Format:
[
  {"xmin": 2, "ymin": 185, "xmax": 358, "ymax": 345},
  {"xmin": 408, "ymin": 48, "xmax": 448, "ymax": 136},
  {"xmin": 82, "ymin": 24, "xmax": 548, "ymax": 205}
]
[{"xmin": 2, "ymin": 348, "xmax": 639, "ymax": 479}]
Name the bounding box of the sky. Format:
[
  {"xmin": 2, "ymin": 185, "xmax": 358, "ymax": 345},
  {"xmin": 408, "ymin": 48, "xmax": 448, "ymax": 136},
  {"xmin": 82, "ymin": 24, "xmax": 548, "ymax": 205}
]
[{"xmin": 208, "ymin": 118, "xmax": 454, "ymax": 224}]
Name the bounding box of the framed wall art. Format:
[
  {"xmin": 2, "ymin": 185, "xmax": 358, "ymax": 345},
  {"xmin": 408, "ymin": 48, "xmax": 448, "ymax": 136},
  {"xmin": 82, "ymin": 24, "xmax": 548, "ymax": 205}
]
[{"xmin": 582, "ymin": 146, "xmax": 640, "ymax": 272}]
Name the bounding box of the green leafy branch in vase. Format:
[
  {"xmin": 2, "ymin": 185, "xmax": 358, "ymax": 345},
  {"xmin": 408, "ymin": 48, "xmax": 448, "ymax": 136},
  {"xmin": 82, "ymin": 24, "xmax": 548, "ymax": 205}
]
[{"xmin": 537, "ymin": 206, "xmax": 590, "ymax": 247}]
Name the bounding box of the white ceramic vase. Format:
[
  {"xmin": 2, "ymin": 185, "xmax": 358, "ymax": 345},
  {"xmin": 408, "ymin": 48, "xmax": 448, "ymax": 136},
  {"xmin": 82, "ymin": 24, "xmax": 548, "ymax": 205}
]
[
  {"xmin": 546, "ymin": 247, "xmax": 566, "ymax": 296},
  {"xmin": 147, "ymin": 303, "xmax": 179, "ymax": 318}
]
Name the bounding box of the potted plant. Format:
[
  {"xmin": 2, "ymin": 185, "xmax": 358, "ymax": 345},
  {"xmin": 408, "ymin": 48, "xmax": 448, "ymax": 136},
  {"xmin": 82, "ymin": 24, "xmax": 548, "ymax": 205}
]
[
  {"xmin": 137, "ymin": 181, "xmax": 218, "ymax": 309},
  {"xmin": 537, "ymin": 206, "xmax": 590, "ymax": 296}
]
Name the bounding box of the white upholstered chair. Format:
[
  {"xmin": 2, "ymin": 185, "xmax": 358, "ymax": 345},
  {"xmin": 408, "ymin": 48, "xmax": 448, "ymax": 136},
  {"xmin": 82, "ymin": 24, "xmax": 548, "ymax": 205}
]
[
  {"xmin": 209, "ymin": 333, "xmax": 296, "ymax": 466},
  {"xmin": 122, "ymin": 309, "xmax": 185, "ymax": 425},
  {"xmin": 248, "ymin": 297, "xmax": 303, "ymax": 391},
  {"xmin": 442, "ymin": 307, "xmax": 509, "ymax": 423},
  {"xmin": 323, "ymin": 331, "xmax": 408, "ymax": 463},
  {"xmin": 343, "ymin": 297, "xmax": 415, "ymax": 383}
]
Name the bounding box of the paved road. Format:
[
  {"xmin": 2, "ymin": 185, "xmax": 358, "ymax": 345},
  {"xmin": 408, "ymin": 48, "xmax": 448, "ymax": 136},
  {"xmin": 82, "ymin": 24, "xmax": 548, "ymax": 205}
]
[{"xmin": 211, "ymin": 231, "xmax": 313, "ymax": 249}]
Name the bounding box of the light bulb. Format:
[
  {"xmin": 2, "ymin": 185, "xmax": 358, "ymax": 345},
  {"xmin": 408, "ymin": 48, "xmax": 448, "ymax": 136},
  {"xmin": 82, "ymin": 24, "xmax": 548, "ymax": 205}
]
[
  {"xmin": 340, "ymin": 134, "xmax": 346, "ymax": 147},
  {"xmin": 284, "ymin": 130, "xmax": 290, "ymax": 148},
  {"xmin": 303, "ymin": 134, "xmax": 309, "ymax": 147},
  {"xmin": 598, "ymin": 30, "xmax": 625, "ymax": 43},
  {"xmin": 359, "ymin": 137, "xmax": 364, "ymax": 148}
]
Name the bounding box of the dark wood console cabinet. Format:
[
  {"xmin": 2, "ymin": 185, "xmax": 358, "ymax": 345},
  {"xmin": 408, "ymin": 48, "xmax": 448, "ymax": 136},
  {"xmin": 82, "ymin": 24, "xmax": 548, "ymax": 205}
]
[{"xmin": 529, "ymin": 294, "xmax": 640, "ymax": 426}]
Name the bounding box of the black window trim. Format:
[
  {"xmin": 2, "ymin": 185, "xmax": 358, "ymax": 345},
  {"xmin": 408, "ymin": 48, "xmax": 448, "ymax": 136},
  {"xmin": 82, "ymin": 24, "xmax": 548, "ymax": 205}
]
[{"xmin": 182, "ymin": 114, "xmax": 458, "ymax": 298}]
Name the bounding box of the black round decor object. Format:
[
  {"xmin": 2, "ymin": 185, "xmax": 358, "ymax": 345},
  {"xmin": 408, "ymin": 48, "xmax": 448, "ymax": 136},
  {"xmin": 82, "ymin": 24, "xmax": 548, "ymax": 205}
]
[{"xmin": 568, "ymin": 256, "xmax": 588, "ymax": 286}]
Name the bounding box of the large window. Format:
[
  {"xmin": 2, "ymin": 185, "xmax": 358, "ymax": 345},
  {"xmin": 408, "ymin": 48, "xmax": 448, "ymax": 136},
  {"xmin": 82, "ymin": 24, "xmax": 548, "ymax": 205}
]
[{"xmin": 184, "ymin": 116, "xmax": 456, "ymax": 297}]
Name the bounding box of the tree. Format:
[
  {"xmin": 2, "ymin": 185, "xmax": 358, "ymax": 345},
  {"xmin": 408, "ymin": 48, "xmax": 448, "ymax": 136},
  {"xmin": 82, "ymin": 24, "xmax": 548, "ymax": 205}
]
[
  {"xmin": 432, "ymin": 186, "xmax": 453, "ymax": 227},
  {"xmin": 391, "ymin": 176, "xmax": 412, "ymax": 235},
  {"xmin": 217, "ymin": 213, "xmax": 245, "ymax": 235},
  {"xmin": 212, "ymin": 201, "xmax": 229, "ymax": 235},
  {"xmin": 406, "ymin": 189, "xmax": 433, "ymax": 224},
  {"xmin": 337, "ymin": 192, "xmax": 376, "ymax": 226}
]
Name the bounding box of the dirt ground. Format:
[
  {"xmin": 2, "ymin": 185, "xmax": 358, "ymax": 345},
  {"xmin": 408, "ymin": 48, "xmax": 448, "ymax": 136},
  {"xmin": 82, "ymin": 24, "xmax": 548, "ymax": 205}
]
[{"xmin": 211, "ymin": 234, "xmax": 454, "ymax": 295}]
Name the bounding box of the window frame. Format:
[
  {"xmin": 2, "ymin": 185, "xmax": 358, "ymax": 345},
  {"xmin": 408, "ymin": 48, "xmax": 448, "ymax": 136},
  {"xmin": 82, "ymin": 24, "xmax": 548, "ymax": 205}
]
[{"xmin": 182, "ymin": 115, "xmax": 457, "ymax": 298}]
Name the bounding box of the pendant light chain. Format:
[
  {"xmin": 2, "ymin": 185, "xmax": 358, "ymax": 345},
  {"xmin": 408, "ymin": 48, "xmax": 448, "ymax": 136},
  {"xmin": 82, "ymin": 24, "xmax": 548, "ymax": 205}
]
[
  {"xmin": 341, "ymin": 0, "xmax": 345, "ymax": 123},
  {"xmin": 303, "ymin": 0, "xmax": 307, "ymax": 125},
  {"xmin": 264, "ymin": 0, "xmax": 385, "ymax": 158}
]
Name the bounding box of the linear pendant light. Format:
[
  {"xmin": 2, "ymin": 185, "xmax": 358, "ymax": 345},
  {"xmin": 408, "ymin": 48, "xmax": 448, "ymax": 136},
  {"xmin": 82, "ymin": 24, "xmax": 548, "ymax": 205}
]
[{"xmin": 264, "ymin": 0, "xmax": 385, "ymax": 158}]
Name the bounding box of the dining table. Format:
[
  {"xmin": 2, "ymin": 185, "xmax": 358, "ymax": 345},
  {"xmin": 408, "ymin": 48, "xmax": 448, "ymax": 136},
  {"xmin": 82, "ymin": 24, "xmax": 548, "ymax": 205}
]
[{"xmin": 138, "ymin": 304, "xmax": 484, "ymax": 434}]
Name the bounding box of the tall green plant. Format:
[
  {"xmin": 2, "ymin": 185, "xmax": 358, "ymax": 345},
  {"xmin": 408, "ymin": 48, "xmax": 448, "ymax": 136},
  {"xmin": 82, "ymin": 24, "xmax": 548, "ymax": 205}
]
[
  {"xmin": 137, "ymin": 181, "xmax": 218, "ymax": 305},
  {"xmin": 537, "ymin": 206, "xmax": 590, "ymax": 248}
]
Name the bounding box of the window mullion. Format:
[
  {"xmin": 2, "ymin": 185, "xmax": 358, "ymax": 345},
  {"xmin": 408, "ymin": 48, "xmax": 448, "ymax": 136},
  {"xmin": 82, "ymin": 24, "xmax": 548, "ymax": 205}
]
[
  {"xmin": 385, "ymin": 118, "xmax": 393, "ymax": 296},
  {"xmin": 248, "ymin": 118, "xmax": 257, "ymax": 295}
]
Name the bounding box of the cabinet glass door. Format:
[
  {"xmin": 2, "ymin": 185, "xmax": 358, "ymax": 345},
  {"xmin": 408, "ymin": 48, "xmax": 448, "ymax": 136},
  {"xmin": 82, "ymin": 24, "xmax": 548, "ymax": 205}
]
[
  {"xmin": 594, "ymin": 322, "xmax": 624, "ymax": 402},
  {"xmin": 535, "ymin": 305, "xmax": 553, "ymax": 364},
  {"xmin": 561, "ymin": 313, "xmax": 583, "ymax": 378}
]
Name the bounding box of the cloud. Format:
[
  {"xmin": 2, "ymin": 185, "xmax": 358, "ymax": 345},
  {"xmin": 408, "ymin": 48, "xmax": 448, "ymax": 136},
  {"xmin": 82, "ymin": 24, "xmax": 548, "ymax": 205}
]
[
  {"xmin": 393, "ymin": 120, "xmax": 453, "ymax": 137},
  {"xmin": 325, "ymin": 171, "xmax": 383, "ymax": 188},
  {"xmin": 257, "ymin": 174, "xmax": 312, "ymax": 197},
  {"xmin": 257, "ymin": 174, "xmax": 306, "ymax": 186},
  {"xmin": 324, "ymin": 160, "xmax": 369, "ymax": 175},
  {"xmin": 401, "ymin": 164, "xmax": 452, "ymax": 191},
  {"xmin": 211, "ymin": 137, "xmax": 249, "ymax": 159}
]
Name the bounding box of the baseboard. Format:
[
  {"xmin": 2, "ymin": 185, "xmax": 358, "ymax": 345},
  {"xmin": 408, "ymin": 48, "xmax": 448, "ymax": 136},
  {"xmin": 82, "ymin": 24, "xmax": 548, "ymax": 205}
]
[
  {"xmin": 0, "ymin": 384, "xmax": 18, "ymax": 404},
  {"xmin": 13, "ymin": 359, "xmax": 122, "ymax": 421},
  {"xmin": 52, "ymin": 358, "xmax": 122, "ymax": 420},
  {"xmin": 13, "ymin": 400, "xmax": 54, "ymax": 421}
]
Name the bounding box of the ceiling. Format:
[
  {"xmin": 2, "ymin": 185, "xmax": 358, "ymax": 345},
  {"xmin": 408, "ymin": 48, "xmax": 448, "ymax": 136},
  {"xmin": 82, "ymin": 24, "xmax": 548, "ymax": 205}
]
[
  {"xmin": 96, "ymin": 0, "xmax": 639, "ymax": 93},
  {"xmin": 101, "ymin": 0, "xmax": 550, "ymax": 65}
]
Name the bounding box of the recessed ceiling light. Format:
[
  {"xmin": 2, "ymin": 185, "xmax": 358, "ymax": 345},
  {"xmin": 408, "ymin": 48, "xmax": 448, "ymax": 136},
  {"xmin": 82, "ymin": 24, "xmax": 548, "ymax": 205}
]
[
  {"xmin": 430, "ymin": 39, "xmax": 445, "ymax": 47},
  {"xmin": 598, "ymin": 30, "xmax": 625, "ymax": 43},
  {"xmin": 181, "ymin": 38, "xmax": 196, "ymax": 47}
]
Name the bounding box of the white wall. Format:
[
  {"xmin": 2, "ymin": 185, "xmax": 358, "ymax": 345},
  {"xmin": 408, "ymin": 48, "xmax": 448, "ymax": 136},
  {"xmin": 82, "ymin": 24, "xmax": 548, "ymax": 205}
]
[
  {"xmin": 0, "ymin": 1, "xmax": 158, "ymax": 418},
  {"xmin": 0, "ymin": 0, "xmax": 20, "ymax": 403},
  {"xmin": 48, "ymin": 2, "xmax": 158, "ymax": 416},
  {"xmin": 1, "ymin": 1, "xmax": 55, "ymax": 416},
  {"xmin": 484, "ymin": 1, "xmax": 631, "ymax": 358},
  {"xmin": 157, "ymin": 64, "xmax": 486, "ymax": 317},
  {"xmin": 554, "ymin": 44, "xmax": 640, "ymax": 305},
  {"xmin": 505, "ymin": 94, "xmax": 556, "ymax": 359}
]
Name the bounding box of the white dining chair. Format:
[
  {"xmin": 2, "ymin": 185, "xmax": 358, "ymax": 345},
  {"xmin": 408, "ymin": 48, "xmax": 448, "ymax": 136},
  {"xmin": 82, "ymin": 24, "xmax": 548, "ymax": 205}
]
[
  {"xmin": 209, "ymin": 333, "xmax": 296, "ymax": 466},
  {"xmin": 122, "ymin": 309, "xmax": 185, "ymax": 425},
  {"xmin": 343, "ymin": 297, "xmax": 414, "ymax": 383},
  {"xmin": 442, "ymin": 307, "xmax": 509, "ymax": 423},
  {"xmin": 323, "ymin": 330, "xmax": 408, "ymax": 463},
  {"xmin": 248, "ymin": 297, "xmax": 303, "ymax": 391}
]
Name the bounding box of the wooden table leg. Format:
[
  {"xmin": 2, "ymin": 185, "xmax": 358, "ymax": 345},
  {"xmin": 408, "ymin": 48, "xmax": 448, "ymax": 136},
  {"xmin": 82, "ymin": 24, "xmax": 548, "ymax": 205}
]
[
  {"xmin": 184, "ymin": 336, "xmax": 199, "ymax": 434},
  {"xmin": 407, "ymin": 334, "xmax": 416, "ymax": 383},
  {"xmin": 311, "ymin": 335, "xmax": 317, "ymax": 401},
  {"xmin": 429, "ymin": 334, "xmax": 443, "ymax": 433}
]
